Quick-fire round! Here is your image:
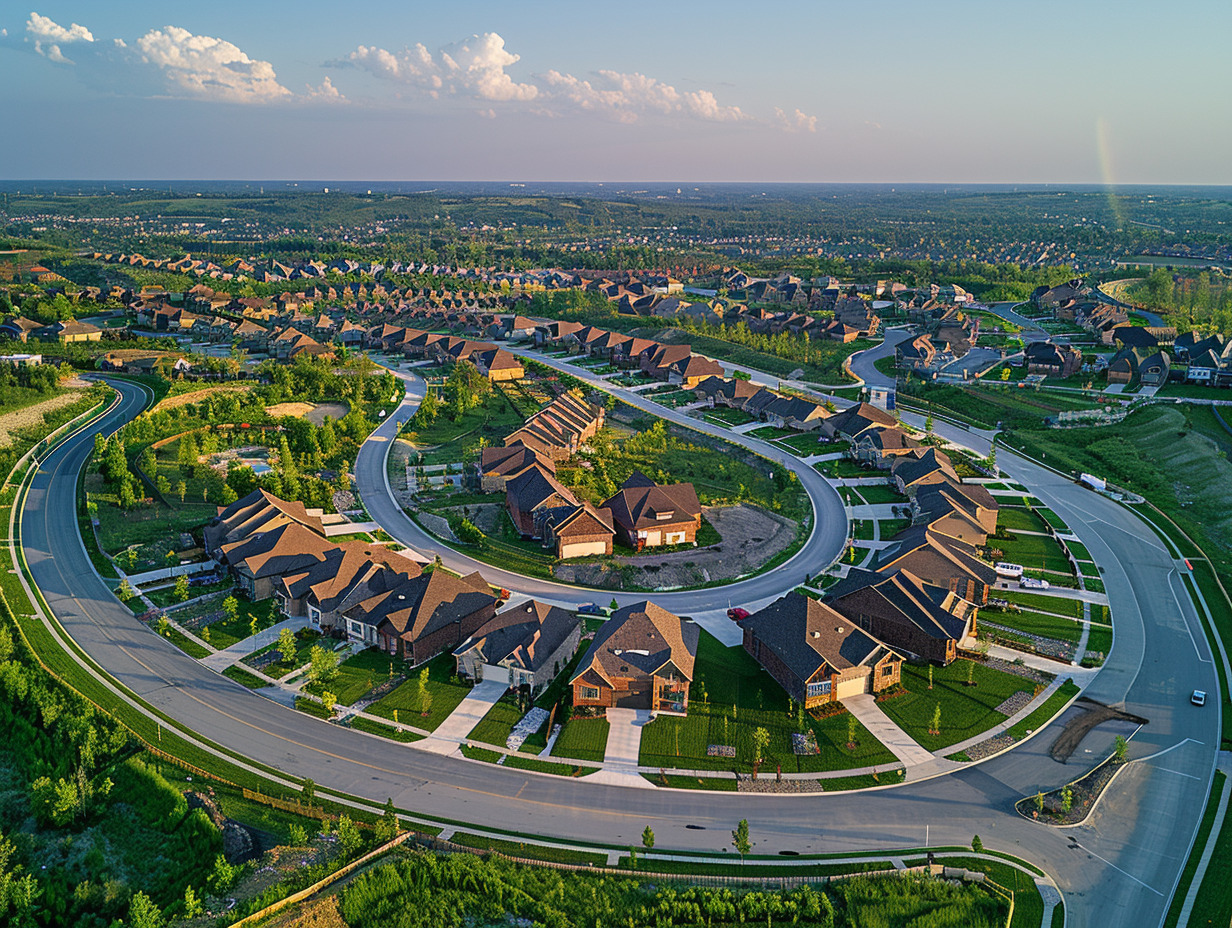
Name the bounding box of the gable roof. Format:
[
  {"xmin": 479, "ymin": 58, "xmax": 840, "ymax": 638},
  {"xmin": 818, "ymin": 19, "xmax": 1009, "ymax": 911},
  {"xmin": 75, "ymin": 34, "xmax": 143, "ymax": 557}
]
[
  {"xmin": 602, "ymin": 473, "xmax": 701, "ymax": 530},
  {"xmin": 741, "ymin": 592, "xmax": 899, "ymax": 683},
  {"xmin": 827, "ymin": 568, "xmax": 976, "ymax": 643},
  {"xmin": 205, "ymin": 488, "xmax": 325, "ymax": 552},
  {"xmin": 570, "ymin": 602, "xmax": 699, "ymax": 688},
  {"xmin": 454, "ymin": 600, "xmax": 581, "ymax": 674},
  {"xmin": 873, "ymin": 524, "xmax": 997, "ymax": 588},
  {"xmin": 347, "ymin": 569, "xmax": 496, "ymax": 643}
]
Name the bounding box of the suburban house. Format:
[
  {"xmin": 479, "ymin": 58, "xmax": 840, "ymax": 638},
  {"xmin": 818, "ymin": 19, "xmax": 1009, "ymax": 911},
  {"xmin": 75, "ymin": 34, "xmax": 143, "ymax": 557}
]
[
  {"xmin": 341, "ymin": 569, "xmax": 498, "ymax": 665},
  {"xmin": 36, "ymin": 319, "xmax": 102, "ymax": 343},
  {"xmin": 1107, "ymin": 347, "xmax": 1171, "ymax": 387},
  {"xmin": 849, "ymin": 426, "xmax": 922, "ymax": 468},
  {"xmin": 0, "ymin": 316, "xmax": 44, "ymax": 343},
  {"xmin": 218, "ymin": 522, "xmax": 337, "ymax": 601},
  {"xmin": 504, "ymin": 393, "xmax": 605, "ymax": 461},
  {"xmin": 277, "ymin": 541, "xmax": 422, "ymax": 630},
  {"xmin": 541, "ymin": 502, "xmax": 616, "ymax": 559},
  {"xmin": 912, "ymin": 481, "xmax": 999, "ymax": 546},
  {"xmin": 890, "ymin": 447, "xmax": 961, "ymax": 494},
  {"xmin": 472, "ymin": 347, "xmax": 525, "ymax": 381},
  {"xmin": 475, "ymin": 444, "xmax": 557, "ymax": 492},
  {"xmin": 601, "ymin": 472, "xmax": 702, "ymax": 550},
  {"xmin": 739, "ymin": 592, "xmax": 903, "ymax": 706},
  {"xmin": 506, "ymin": 466, "xmax": 579, "ymax": 539},
  {"xmin": 1023, "ymin": 341, "xmax": 1082, "ymax": 379},
  {"xmin": 570, "ymin": 602, "xmax": 699, "ymax": 714},
  {"xmin": 827, "ymin": 568, "xmax": 977, "ymax": 665},
  {"xmin": 204, "ymin": 488, "xmax": 326, "ymax": 559},
  {"xmin": 819, "ymin": 402, "xmax": 898, "ymax": 441},
  {"xmin": 454, "ymin": 600, "xmax": 582, "ymax": 694},
  {"xmin": 873, "ymin": 524, "xmax": 997, "ymax": 605}
]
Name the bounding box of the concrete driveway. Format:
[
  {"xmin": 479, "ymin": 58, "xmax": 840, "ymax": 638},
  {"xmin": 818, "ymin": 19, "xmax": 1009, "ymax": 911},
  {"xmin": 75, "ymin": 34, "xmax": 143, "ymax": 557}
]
[
  {"xmin": 586, "ymin": 708, "xmax": 654, "ymax": 787},
  {"xmin": 420, "ymin": 677, "xmax": 509, "ymax": 754},
  {"xmin": 843, "ymin": 694, "xmax": 934, "ymax": 768}
]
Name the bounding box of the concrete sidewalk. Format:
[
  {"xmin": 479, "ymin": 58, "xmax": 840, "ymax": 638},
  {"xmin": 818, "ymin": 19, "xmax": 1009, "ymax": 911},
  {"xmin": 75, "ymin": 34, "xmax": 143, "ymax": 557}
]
[
  {"xmin": 843, "ymin": 693, "xmax": 934, "ymax": 768},
  {"xmin": 418, "ymin": 677, "xmax": 508, "ymax": 755},
  {"xmin": 199, "ymin": 616, "xmax": 308, "ymax": 671}
]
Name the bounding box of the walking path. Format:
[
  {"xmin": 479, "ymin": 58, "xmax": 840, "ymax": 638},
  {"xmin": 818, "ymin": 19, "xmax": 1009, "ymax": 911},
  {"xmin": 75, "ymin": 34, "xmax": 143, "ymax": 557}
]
[
  {"xmin": 199, "ymin": 616, "xmax": 309, "ymax": 671},
  {"xmin": 843, "ymin": 694, "xmax": 934, "ymax": 767}
]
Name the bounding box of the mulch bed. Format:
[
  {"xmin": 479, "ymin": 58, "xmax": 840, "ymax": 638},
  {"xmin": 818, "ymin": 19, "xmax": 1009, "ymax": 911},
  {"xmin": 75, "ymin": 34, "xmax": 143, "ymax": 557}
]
[{"xmin": 1018, "ymin": 755, "xmax": 1126, "ymax": 825}]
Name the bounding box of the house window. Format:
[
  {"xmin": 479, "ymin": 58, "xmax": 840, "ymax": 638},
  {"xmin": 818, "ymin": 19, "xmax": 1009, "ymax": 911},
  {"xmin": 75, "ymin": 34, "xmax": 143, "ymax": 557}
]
[
  {"xmin": 579, "ymin": 686, "xmax": 600, "ymax": 701},
  {"xmin": 806, "ymin": 680, "xmax": 832, "ymax": 698}
]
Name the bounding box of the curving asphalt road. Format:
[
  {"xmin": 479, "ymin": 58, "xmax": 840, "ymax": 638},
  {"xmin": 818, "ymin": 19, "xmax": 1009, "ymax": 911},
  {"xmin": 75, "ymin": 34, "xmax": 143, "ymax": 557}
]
[
  {"xmin": 18, "ymin": 376, "xmax": 1221, "ymax": 928},
  {"xmin": 354, "ymin": 349, "xmax": 849, "ymax": 623}
]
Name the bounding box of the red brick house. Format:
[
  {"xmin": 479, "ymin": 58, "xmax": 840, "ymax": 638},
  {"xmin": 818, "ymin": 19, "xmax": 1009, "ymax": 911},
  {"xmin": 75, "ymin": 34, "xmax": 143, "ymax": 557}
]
[
  {"xmin": 570, "ymin": 602, "xmax": 699, "ymax": 713},
  {"xmin": 601, "ymin": 472, "xmax": 702, "ymax": 550},
  {"xmin": 739, "ymin": 592, "xmax": 902, "ymax": 707}
]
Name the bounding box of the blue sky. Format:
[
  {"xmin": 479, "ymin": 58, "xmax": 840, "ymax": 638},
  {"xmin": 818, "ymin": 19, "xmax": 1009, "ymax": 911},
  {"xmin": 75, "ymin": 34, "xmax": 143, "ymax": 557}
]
[{"xmin": 2, "ymin": 1, "xmax": 1228, "ymax": 182}]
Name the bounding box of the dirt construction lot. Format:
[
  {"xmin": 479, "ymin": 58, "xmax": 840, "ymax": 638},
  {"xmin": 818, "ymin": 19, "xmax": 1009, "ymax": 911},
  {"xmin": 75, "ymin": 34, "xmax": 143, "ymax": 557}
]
[{"xmin": 556, "ymin": 503, "xmax": 799, "ymax": 590}]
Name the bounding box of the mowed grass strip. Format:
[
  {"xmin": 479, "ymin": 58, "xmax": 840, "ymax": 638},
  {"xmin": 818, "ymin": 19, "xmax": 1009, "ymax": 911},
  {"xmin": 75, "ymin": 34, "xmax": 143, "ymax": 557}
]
[
  {"xmin": 997, "ymin": 507, "xmax": 1051, "ymax": 534},
  {"xmin": 994, "ymin": 533, "xmax": 1074, "ymax": 574},
  {"xmin": 878, "ymin": 660, "xmax": 1040, "ymax": 751}
]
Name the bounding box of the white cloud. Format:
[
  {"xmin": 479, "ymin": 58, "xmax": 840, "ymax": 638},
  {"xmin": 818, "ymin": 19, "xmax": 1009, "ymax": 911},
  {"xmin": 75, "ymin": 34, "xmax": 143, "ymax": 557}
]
[
  {"xmin": 337, "ymin": 32, "xmax": 537, "ymax": 102},
  {"xmin": 774, "ymin": 107, "xmax": 818, "ymax": 133},
  {"xmin": 304, "ymin": 75, "xmax": 345, "ymax": 103},
  {"xmin": 539, "ymin": 68, "xmax": 745, "ymax": 124},
  {"xmin": 137, "ymin": 25, "xmax": 290, "ymax": 103},
  {"xmin": 26, "ymin": 11, "xmax": 93, "ymax": 63}
]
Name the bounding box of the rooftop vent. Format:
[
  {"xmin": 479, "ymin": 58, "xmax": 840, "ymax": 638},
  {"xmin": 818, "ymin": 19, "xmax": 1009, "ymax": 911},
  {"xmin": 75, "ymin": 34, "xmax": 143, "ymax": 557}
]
[{"xmin": 810, "ymin": 631, "xmax": 821, "ymax": 638}]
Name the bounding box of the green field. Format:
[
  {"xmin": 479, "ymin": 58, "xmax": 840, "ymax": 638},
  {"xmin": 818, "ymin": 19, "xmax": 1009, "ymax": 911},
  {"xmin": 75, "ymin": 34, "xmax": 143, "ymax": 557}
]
[
  {"xmin": 702, "ymin": 406, "xmax": 758, "ymax": 426},
  {"xmin": 638, "ymin": 633, "xmax": 897, "ymax": 773},
  {"xmin": 855, "ymin": 484, "xmax": 907, "ymax": 505},
  {"xmin": 992, "ymin": 532, "xmax": 1073, "ymax": 574},
  {"xmin": 201, "ymin": 597, "xmax": 279, "ymax": 649},
  {"xmin": 879, "ymin": 660, "xmax": 1040, "ymax": 751},
  {"xmin": 776, "ymin": 432, "xmax": 826, "ymax": 454},
  {"xmin": 400, "ymin": 387, "xmax": 527, "ymax": 465}
]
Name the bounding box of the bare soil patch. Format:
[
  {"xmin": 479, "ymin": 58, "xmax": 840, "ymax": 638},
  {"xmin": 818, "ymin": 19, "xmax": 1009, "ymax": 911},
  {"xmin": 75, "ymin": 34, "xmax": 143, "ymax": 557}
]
[
  {"xmin": 0, "ymin": 389, "xmax": 83, "ymax": 446},
  {"xmin": 266, "ymin": 401, "xmax": 350, "ymax": 425},
  {"xmin": 556, "ymin": 503, "xmax": 798, "ymax": 590}
]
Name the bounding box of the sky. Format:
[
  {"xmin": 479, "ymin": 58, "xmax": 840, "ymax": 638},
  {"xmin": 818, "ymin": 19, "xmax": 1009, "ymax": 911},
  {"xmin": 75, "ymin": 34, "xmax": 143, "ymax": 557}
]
[{"xmin": 2, "ymin": 0, "xmax": 1229, "ymax": 183}]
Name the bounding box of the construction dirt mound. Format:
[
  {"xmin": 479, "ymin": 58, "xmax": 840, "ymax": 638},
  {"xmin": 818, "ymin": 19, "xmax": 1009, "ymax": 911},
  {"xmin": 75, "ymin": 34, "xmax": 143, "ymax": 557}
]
[{"xmin": 1049, "ymin": 697, "xmax": 1148, "ymax": 764}]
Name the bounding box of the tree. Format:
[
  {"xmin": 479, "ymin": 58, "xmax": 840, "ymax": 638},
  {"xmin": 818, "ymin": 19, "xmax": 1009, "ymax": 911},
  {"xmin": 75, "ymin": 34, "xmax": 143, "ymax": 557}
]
[
  {"xmin": 1034, "ymin": 791, "xmax": 1045, "ymax": 813},
  {"xmin": 117, "ymin": 579, "xmax": 135, "ymax": 602},
  {"xmin": 752, "ymin": 727, "xmax": 770, "ymax": 769},
  {"xmin": 222, "ymin": 595, "xmax": 239, "ymax": 622},
  {"xmin": 321, "ymin": 691, "xmax": 337, "ymax": 716},
  {"xmin": 927, "ymin": 664, "xmax": 934, "ymax": 689},
  {"xmin": 846, "ymin": 713, "xmax": 857, "ymax": 748},
  {"xmin": 302, "ymin": 778, "xmax": 315, "ymax": 803},
  {"xmin": 376, "ymin": 797, "xmax": 400, "ymax": 843},
  {"xmin": 337, "ymin": 814, "xmax": 362, "ymax": 855},
  {"xmin": 278, "ymin": 627, "xmax": 297, "ymax": 665},
  {"xmin": 1061, "ymin": 786, "xmax": 1074, "ymax": 814},
  {"xmin": 1114, "ymin": 734, "xmax": 1128, "ymax": 764},
  {"xmin": 971, "ymin": 835, "xmax": 984, "ymax": 854},
  {"xmin": 925, "ymin": 410, "xmax": 934, "ymax": 434},
  {"xmin": 731, "ymin": 818, "xmax": 750, "ymax": 864},
  {"xmin": 309, "ymin": 645, "xmax": 339, "ymax": 684},
  {"xmin": 182, "ymin": 885, "xmax": 203, "ymax": 919},
  {"xmin": 929, "ymin": 703, "xmax": 941, "ymax": 735},
  {"xmin": 642, "ymin": 825, "xmax": 655, "ymax": 853},
  {"xmin": 176, "ymin": 479, "xmax": 187, "ymax": 502},
  {"xmin": 174, "ymin": 575, "xmax": 190, "ymax": 602},
  {"xmin": 128, "ymin": 891, "xmax": 164, "ymax": 928}
]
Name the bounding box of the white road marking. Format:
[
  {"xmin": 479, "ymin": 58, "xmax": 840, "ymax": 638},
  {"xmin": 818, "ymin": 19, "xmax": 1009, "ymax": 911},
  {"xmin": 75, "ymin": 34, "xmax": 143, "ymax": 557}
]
[{"xmin": 1168, "ymin": 571, "xmax": 1213, "ymax": 664}]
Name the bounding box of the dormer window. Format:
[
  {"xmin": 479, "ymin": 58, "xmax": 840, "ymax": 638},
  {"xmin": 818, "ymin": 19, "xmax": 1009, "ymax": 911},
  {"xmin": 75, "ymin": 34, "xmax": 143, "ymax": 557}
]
[{"xmin": 655, "ymin": 511, "xmax": 673, "ymax": 521}]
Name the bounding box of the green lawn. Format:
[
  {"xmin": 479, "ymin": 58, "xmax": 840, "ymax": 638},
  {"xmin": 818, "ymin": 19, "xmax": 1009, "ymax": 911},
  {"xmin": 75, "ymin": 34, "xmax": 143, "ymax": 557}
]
[
  {"xmin": 997, "ymin": 591, "xmax": 1083, "ymax": 618},
  {"xmin": 202, "ymin": 597, "xmax": 279, "ymax": 649},
  {"xmin": 776, "ymin": 432, "xmax": 826, "ymax": 455},
  {"xmin": 702, "ymin": 406, "xmax": 758, "ymax": 426},
  {"xmin": 469, "ymin": 697, "xmax": 545, "ymax": 754},
  {"xmin": 154, "ymin": 625, "xmax": 210, "ymax": 658},
  {"xmin": 349, "ymin": 716, "xmax": 424, "ymax": 743},
  {"xmin": 992, "ymin": 532, "xmax": 1074, "ymax": 574},
  {"xmin": 854, "ymin": 484, "xmax": 906, "ymax": 505},
  {"xmin": 400, "ymin": 389, "xmax": 526, "ymax": 465},
  {"xmin": 1037, "ymin": 508, "xmax": 1069, "ymax": 532},
  {"xmin": 747, "ymin": 425, "xmax": 798, "ymax": 440},
  {"xmin": 878, "ymin": 660, "xmax": 1040, "ymax": 751},
  {"xmin": 982, "ymin": 609, "xmax": 1083, "ymax": 644},
  {"xmin": 996, "ymin": 507, "xmax": 1051, "ymax": 534},
  {"xmin": 641, "ymin": 773, "xmax": 738, "ymax": 791},
  {"xmin": 242, "ymin": 629, "xmax": 322, "ymax": 679},
  {"xmin": 551, "ymin": 717, "xmax": 610, "ymax": 763},
  {"xmin": 305, "ymin": 647, "xmax": 401, "ymax": 706},
  {"xmin": 1066, "ymin": 540, "xmax": 1093, "ymax": 562},
  {"xmin": 222, "ymin": 665, "xmax": 269, "ymax": 689},
  {"xmin": 1085, "ymin": 625, "xmax": 1113, "ymax": 657},
  {"xmin": 638, "ymin": 633, "xmax": 897, "ymax": 773},
  {"xmin": 367, "ymin": 653, "xmax": 473, "ymax": 732},
  {"xmin": 1006, "ymin": 679, "xmax": 1080, "ymax": 740}
]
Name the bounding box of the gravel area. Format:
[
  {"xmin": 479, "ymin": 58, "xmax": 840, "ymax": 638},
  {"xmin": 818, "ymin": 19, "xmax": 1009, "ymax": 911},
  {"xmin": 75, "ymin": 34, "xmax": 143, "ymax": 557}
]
[
  {"xmin": 961, "ymin": 733, "xmax": 1017, "ymax": 762},
  {"xmin": 993, "ymin": 690, "xmax": 1035, "ymax": 717},
  {"xmin": 737, "ymin": 778, "xmax": 824, "ymax": 794}
]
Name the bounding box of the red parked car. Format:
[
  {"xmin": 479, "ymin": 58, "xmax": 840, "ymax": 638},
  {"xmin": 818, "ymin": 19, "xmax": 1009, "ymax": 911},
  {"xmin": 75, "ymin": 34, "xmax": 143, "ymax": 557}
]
[{"xmin": 727, "ymin": 607, "xmax": 750, "ymax": 622}]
